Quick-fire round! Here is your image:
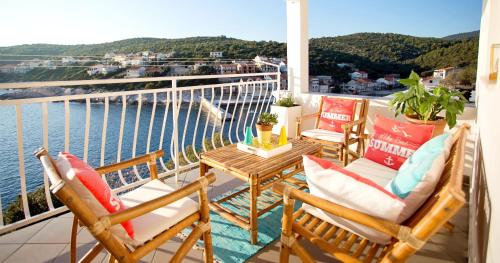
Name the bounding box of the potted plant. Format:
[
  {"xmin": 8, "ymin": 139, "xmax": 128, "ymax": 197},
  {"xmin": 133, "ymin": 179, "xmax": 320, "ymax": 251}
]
[
  {"xmin": 389, "ymin": 71, "xmax": 467, "ymax": 136},
  {"xmin": 256, "ymin": 112, "xmax": 278, "ymax": 145},
  {"xmin": 270, "ymin": 96, "xmax": 302, "ymax": 138}
]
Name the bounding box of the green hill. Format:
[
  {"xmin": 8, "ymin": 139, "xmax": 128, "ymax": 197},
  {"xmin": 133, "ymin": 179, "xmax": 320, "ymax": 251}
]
[{"xmin": 0, "ymin": 33, "xmax": 479, "ymax": 82}]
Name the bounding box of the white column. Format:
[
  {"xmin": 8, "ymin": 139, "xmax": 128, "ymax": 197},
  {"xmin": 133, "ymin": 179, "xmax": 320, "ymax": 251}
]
[{"xmin": 286, "ymin": 0, "xmax": 309, "ymax": 98}]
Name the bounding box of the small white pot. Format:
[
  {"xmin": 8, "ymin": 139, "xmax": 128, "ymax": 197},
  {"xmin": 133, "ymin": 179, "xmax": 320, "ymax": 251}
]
[{"xmin": 270, "ymin": 105, "xmax": 302, "ymax": 138}]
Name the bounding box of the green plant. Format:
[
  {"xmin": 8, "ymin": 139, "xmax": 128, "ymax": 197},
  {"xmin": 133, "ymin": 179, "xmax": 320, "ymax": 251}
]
[
  {"xmin": 389, "ymin": 71, "xmax": 467, "ymax": 128},
  {"xmin": 257, "ymin": 112, "xmax": 278, "ymax": 126},
  {"xmin": 275, "ymin": 96, "xmax": 296, "ymax": 107},
  {"xmin": 3, "ymin": 187, "xmax": 64, "ymax": 224}
]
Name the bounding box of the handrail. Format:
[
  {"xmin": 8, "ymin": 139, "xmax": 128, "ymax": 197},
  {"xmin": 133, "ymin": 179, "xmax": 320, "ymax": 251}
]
[{"xmin": 0, "ymin": 72, "xmax": 280, "ymax": 235}]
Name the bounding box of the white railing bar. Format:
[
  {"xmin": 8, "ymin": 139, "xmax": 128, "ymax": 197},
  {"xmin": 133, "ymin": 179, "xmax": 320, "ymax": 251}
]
[
  {"xmin": 0, "ymin": 193, "xmax": 3, "ymax": 226},
  {"xmin": 243, "ymin": 83, "xmax": 257, "ymax": 136},
  {"xmin": 201, "ymin": 87, "xmax": 215, "ymax": 153},
  {"xmin": 158, "ymin": 92, "xmax": 171, "ymax": 172},
  {"xmin": 235, "ymin": 83, "xmax": 248, "ymax": 142},
  {"xmin": 264, "ymin": 82, "xmax": 276, "ymax": 112},
  {"xmin": 41, "ymin": 102, "xmax": 54, "ymax": 210},
  {"xmin": 83, "ymin": 98, "xmax": 91, "ymax": 162},
  {"xmin": 171, "ymin": 80, "xmax": 180, "ymax": 182},
  {"xmin": 211, "ymin": 86, "xmax": 224, "ymax": 149},
  {"xmin": 146, "ymin": 92, "xmax": 157, "ymax": 154},
  {"xmin": 15, "ymin": 105, "xmax": 30, "ymax": 218},
  {"xmin": 227, "ymin": 83, "xmax": 241, "ymax": 144},
  {"xmin": 116, "ymin": 95, "xmax": 128, "ymax": 185},
  {"xmin": 191, "ymin": 88, "xmax": 204, "ymax": 160},
  {"xmin": 100, "ymin": 97, "xmax": 109, "ymax": 167},
  {"xmin": 0, "ymin": 80, "xmax": 277, "ymax": 106},
  {"xmin": 180, "ymin": 90, "xmax": 194, "ymax": 165},
  {"xmin": 64, "ymin": 100, "xmax": 70, "ymax": 152},
  {"xmin": 0, "ymin": 72, "xmax": 278, "ymax": 89},
  {"xmin": 249, "ymin": 84, "xmax": 264, "ymax": 130},
  {"xmin": 131, "ymin": 94, "xmax": 143, "ymax": 180},
  {"xmin": 219, "ymin": 85, "xmax": 233, "ymax": 146}
]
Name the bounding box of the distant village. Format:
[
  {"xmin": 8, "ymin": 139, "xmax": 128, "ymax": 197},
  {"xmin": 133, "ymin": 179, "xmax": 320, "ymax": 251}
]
[{"xmin": 0, "ymin": 51, "xmax": 472, "ymax": 98}]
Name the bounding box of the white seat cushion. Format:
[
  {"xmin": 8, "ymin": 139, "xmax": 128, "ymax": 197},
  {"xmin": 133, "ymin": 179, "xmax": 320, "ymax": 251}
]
[
  {"xmin": 344, "ymin": 158, "xmax": 397, "ymax": 187},
  {"xmin": 119, "ymin": 179, "xmax": 199, "ymax": 246},
  {"xmin": 301, "ymin": 129, "xmax": 346, "ymax": 143}
]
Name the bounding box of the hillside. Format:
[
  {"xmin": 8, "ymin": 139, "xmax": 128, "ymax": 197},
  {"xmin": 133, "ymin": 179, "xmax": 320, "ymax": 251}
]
[
  {"xmin": 0, "ymin": 33, "xmax": 479, "ymax": 81},
  {"xmin": 442, "ymin": 30, "xmax": 480, "ymax": 40}
]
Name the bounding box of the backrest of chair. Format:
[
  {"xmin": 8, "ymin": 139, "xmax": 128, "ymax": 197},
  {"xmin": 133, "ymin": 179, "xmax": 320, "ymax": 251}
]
[
  {"xmin": 315, "ymin": 96, "xmax": 369, "ymax": 136},
  {"xmin": 35, "ymin": 148, "xmax": 131, "ymax": 261},
  {"xmin": 385, "ymin": 124, "xmax": 469, "ymax": 261}
]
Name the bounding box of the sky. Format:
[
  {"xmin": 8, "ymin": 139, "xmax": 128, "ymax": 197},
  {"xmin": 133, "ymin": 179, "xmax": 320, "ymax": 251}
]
[{"xmin": 0, "ymin": 0, "xmax": 482, "ymax": 47}]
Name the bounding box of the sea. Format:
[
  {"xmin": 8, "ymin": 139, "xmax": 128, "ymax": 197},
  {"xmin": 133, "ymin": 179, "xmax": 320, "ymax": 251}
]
[{"xmin": 0, "ymin": 96, "xmax": 260, "ymax": 209}]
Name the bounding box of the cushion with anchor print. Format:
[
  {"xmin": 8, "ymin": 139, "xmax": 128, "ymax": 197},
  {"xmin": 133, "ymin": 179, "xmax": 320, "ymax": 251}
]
[{"xmin": 364, "ymin": 115, "xmax": 434, "ymax": 170}]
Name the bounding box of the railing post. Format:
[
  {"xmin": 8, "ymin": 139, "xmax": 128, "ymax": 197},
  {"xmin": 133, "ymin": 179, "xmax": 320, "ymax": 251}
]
[{"xmin": 172, "ymin": 79, "xmax": 180, "ymax": 183}]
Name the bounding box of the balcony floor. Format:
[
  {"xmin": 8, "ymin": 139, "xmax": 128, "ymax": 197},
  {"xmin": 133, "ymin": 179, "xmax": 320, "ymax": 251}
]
[{"xmin": 0, "ymin": 167, "xmax": 469, "ymax": 263}]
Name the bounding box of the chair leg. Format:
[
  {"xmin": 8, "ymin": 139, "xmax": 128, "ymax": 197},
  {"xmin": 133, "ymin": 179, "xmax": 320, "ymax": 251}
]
[
  {"xmin": 202, "ymin": 228, "xmax": 214, "ymax": 262},
  {"xmin": 70, "ymin": 216, "xmax": 78, "ymax": 263}
]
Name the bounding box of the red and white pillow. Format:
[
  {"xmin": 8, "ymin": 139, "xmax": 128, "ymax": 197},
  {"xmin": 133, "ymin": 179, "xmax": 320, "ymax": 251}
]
[
  {"xmin": 364, "ymin": 115, "xmax": 434, "ymax": 170},
  {"xmin": 302, "ymin": 155, "xmax": 405, "ymax": 244},
  {"xmin": 55, "ymin": 153, "xmax": 134, "ymax": 242},
  {"xmin": 317, "ymin": 97, "xmax": 357, "ymax": 133}
]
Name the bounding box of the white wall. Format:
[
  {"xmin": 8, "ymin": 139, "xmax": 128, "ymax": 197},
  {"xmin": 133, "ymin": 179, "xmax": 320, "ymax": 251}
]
[{"xmin": 471, "ymin": 0, "xmax": 500, "ymax": 262}]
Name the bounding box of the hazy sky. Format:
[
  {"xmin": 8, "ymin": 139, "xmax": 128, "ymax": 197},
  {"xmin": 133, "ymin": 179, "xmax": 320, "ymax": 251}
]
[{"xmin": 0, "ymin": 0, "xmax": 482, "ymax": 47}]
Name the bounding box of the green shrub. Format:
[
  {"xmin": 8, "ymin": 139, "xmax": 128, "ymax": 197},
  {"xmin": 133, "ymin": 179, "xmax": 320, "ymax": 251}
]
[
  {"xmin": 275, "ymin": 97, "xmax": 296, "ymax": 107},
  {"xmin": 3, "ymin": 187, "xmax": 63, "ymax": 224}
]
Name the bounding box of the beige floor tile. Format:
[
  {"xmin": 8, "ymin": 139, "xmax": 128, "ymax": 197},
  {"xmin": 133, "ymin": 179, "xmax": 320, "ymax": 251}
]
[
  {"xmin": 26, "ymin": 217, "xmax": 74, "ymax": 244},
  {"xmin": 0, "ymin": 220, "xmax": 50, "ymax": 244},
  {"xmin": 151, "ymin": 237, "xmax": 204, "ymax": 263},
  {"xmin": 0, "ymin": 244, "xmax": 22, "ymax": 261},
  {"xmin": 3, "ymin": 243, "xmax": 66, "ymax": 263},
  {"xmin": 52, "ymin": 242, "xmax": 108, "ymax": 263}
]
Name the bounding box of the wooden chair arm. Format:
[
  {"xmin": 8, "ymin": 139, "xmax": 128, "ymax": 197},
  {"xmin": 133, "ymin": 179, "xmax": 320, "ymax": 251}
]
[
  {"xmin": 297, "ymin": 112, "xmax": 320, "ymax": 123},
  {"xmin": 105, "ymin": 173, "xmax": 216, "ymax": 226},
  {"xmin": 95, "ymin": 150, "xmax": 164, "ymax": 175},
  {"xmin": 341, "ymin": 117, "xmax": 366, "ymax": 131},
  {"xmin": 272, "ymin": 182, "xmax": 402, "ymax": 239}
]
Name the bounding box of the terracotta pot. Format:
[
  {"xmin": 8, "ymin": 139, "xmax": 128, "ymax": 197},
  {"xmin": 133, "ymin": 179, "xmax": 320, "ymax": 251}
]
[
  {"xmin": 256, "ymin": 124, "xmax": 273, "ymax": 145},
  {"xmin": 404, "ymin": 115, "xmax": 446, "ymax": 137}
]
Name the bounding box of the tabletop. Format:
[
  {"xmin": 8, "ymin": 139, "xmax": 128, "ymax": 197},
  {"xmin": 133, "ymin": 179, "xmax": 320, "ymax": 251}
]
[{"xmin": 200, "ymin": 139, "xmax": 322, "ymax": 178}]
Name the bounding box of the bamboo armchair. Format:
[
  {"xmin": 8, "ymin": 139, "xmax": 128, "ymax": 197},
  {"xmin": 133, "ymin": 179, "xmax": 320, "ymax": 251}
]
[
  {"xmin": 274, "ymin": 124, "xmax": 470, "ymax": 262},
  {"xmin": 296, "ymin": 97, "xmax": 369, "ymax": 166},
  {"xmin": 35, "ymin": 148, "xmax": 215, "ymax": 263}
]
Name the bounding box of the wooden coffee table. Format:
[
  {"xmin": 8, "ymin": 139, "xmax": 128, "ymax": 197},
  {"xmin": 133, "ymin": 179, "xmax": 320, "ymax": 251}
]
[{"xmin": 199, "ymin": 139, "xmax": 322, "ymax": 244}]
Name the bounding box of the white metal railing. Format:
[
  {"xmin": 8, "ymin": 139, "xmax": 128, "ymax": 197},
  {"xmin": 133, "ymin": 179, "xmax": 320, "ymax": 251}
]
[{"xmin": 0, "ymin": 72, "xmax": 280, "ymax": 234}]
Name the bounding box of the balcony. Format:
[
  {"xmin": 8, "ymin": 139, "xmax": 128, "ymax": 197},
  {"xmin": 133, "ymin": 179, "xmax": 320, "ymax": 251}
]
[
  {"xmin": 0, "ymin": 0, "xmax": 498, "ymax": 262},
  {"xmin": 0, "ymin": 70, "xmax": 476, "ymax": 262}
]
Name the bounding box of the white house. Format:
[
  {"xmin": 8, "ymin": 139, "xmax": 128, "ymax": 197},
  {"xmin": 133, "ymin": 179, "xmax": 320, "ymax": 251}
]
[
  {"xmin": 310, "ymin": 78, "xmax": 320, "ymax": 92},
  {"xmin": 218, "ymin": 64, "xmax": 237, "ymax": 74},
  {"xmin": 61, "ymin": 56, "xmax": 76, "ymax": 64},
  {"xmin": 433, "ymin": 67, "xmax": 456, "ymax": 79},
  {"xmin": 421, "ymin": 76, "xmax": 441, "ymax": 90},
  {"xmin": 100, "ymin": 65, "xmax": 118, "ymax": 75},
  {"xmin": 376, "ymin": 78, "xmax": 391, "ymax": 86},
  {"xmin": 210, "ymin": 51, "xmax": 223, "ymax": 58},
  {"xmin": 126, "ymin": 67, "xmax": 146, "ymax": 78},
  {"xmin": 86, "ymin": 65, "xmax": 119, "ymax": 76},
  {"xmin": 350, "ymin": 70, "xmax": 368, "ymax": 79}
]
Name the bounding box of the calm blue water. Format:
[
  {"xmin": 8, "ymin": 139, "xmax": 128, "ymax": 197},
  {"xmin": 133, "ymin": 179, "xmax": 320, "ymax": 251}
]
[{"xmin": 0, "ymin": 97, "xmax": 268, "ymax": 209}]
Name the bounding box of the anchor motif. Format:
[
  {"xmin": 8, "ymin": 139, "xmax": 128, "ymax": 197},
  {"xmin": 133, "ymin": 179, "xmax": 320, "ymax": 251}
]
[
  {"xmin": 391, "ymin": 125, "xmax": 411, "ymax": 138},
  {"xmin": 384, "ymin": 155, "xmax": 395, "ymax": 166}
]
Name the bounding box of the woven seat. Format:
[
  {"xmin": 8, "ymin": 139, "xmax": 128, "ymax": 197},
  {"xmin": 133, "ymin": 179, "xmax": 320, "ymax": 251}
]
[{"xmin": 274, "ymin": 124, "xmax": 470, "ymax": 262}]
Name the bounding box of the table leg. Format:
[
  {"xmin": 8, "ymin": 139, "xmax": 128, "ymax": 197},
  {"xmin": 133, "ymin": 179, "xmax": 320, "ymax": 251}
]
[
  {"xmin": 250, "ymin": 174, "xmax": 258, "ymax": 244},
  {"xmin": 199, "ymin": 162, "xmax": 208, "ymax": 177}
]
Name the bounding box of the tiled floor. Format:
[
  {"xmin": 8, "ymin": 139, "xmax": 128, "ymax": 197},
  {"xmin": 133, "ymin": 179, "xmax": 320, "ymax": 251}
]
[{"xmin": 0, "ymin": 168, "xmax": 469, "ymax": 262}]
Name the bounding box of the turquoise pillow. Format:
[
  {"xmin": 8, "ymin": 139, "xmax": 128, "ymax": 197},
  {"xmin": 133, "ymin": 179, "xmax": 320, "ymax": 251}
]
[{"xmin": 388, "ymin": 133, "xmax": 451, "ymax": 199}]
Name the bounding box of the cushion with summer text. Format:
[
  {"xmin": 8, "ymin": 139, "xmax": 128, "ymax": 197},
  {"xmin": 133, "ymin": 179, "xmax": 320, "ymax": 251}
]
[
  {"xmin": 364, "ymin": 115, "xmax": 434, "ymax": 170},
  {"xmin": 302, "ymin": 155, "xmax": 405, "ymax": 244},
  {"xmin": 55, "ymin": 152, "xmax": 134, "ymax": 242},
  {"xmin": 386, "ymin": 132, "xmax": 454, "ymax": 222},
  {"xmin": 318, "ymin": 97, "xmax": 357, "ymax": 133}
]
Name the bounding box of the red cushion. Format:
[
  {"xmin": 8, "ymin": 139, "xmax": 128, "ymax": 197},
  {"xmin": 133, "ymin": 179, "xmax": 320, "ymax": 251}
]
[
  {"xmin": 58, "ymin": 153, "xmax": 134, "ymax": 239},
  {"xmin": 364, "ymin": 115, "xmax": 434, "ymax": 170},
  {"xmin": 318, "ymin": 97, "xmax": 357, "ymax": 133}
]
